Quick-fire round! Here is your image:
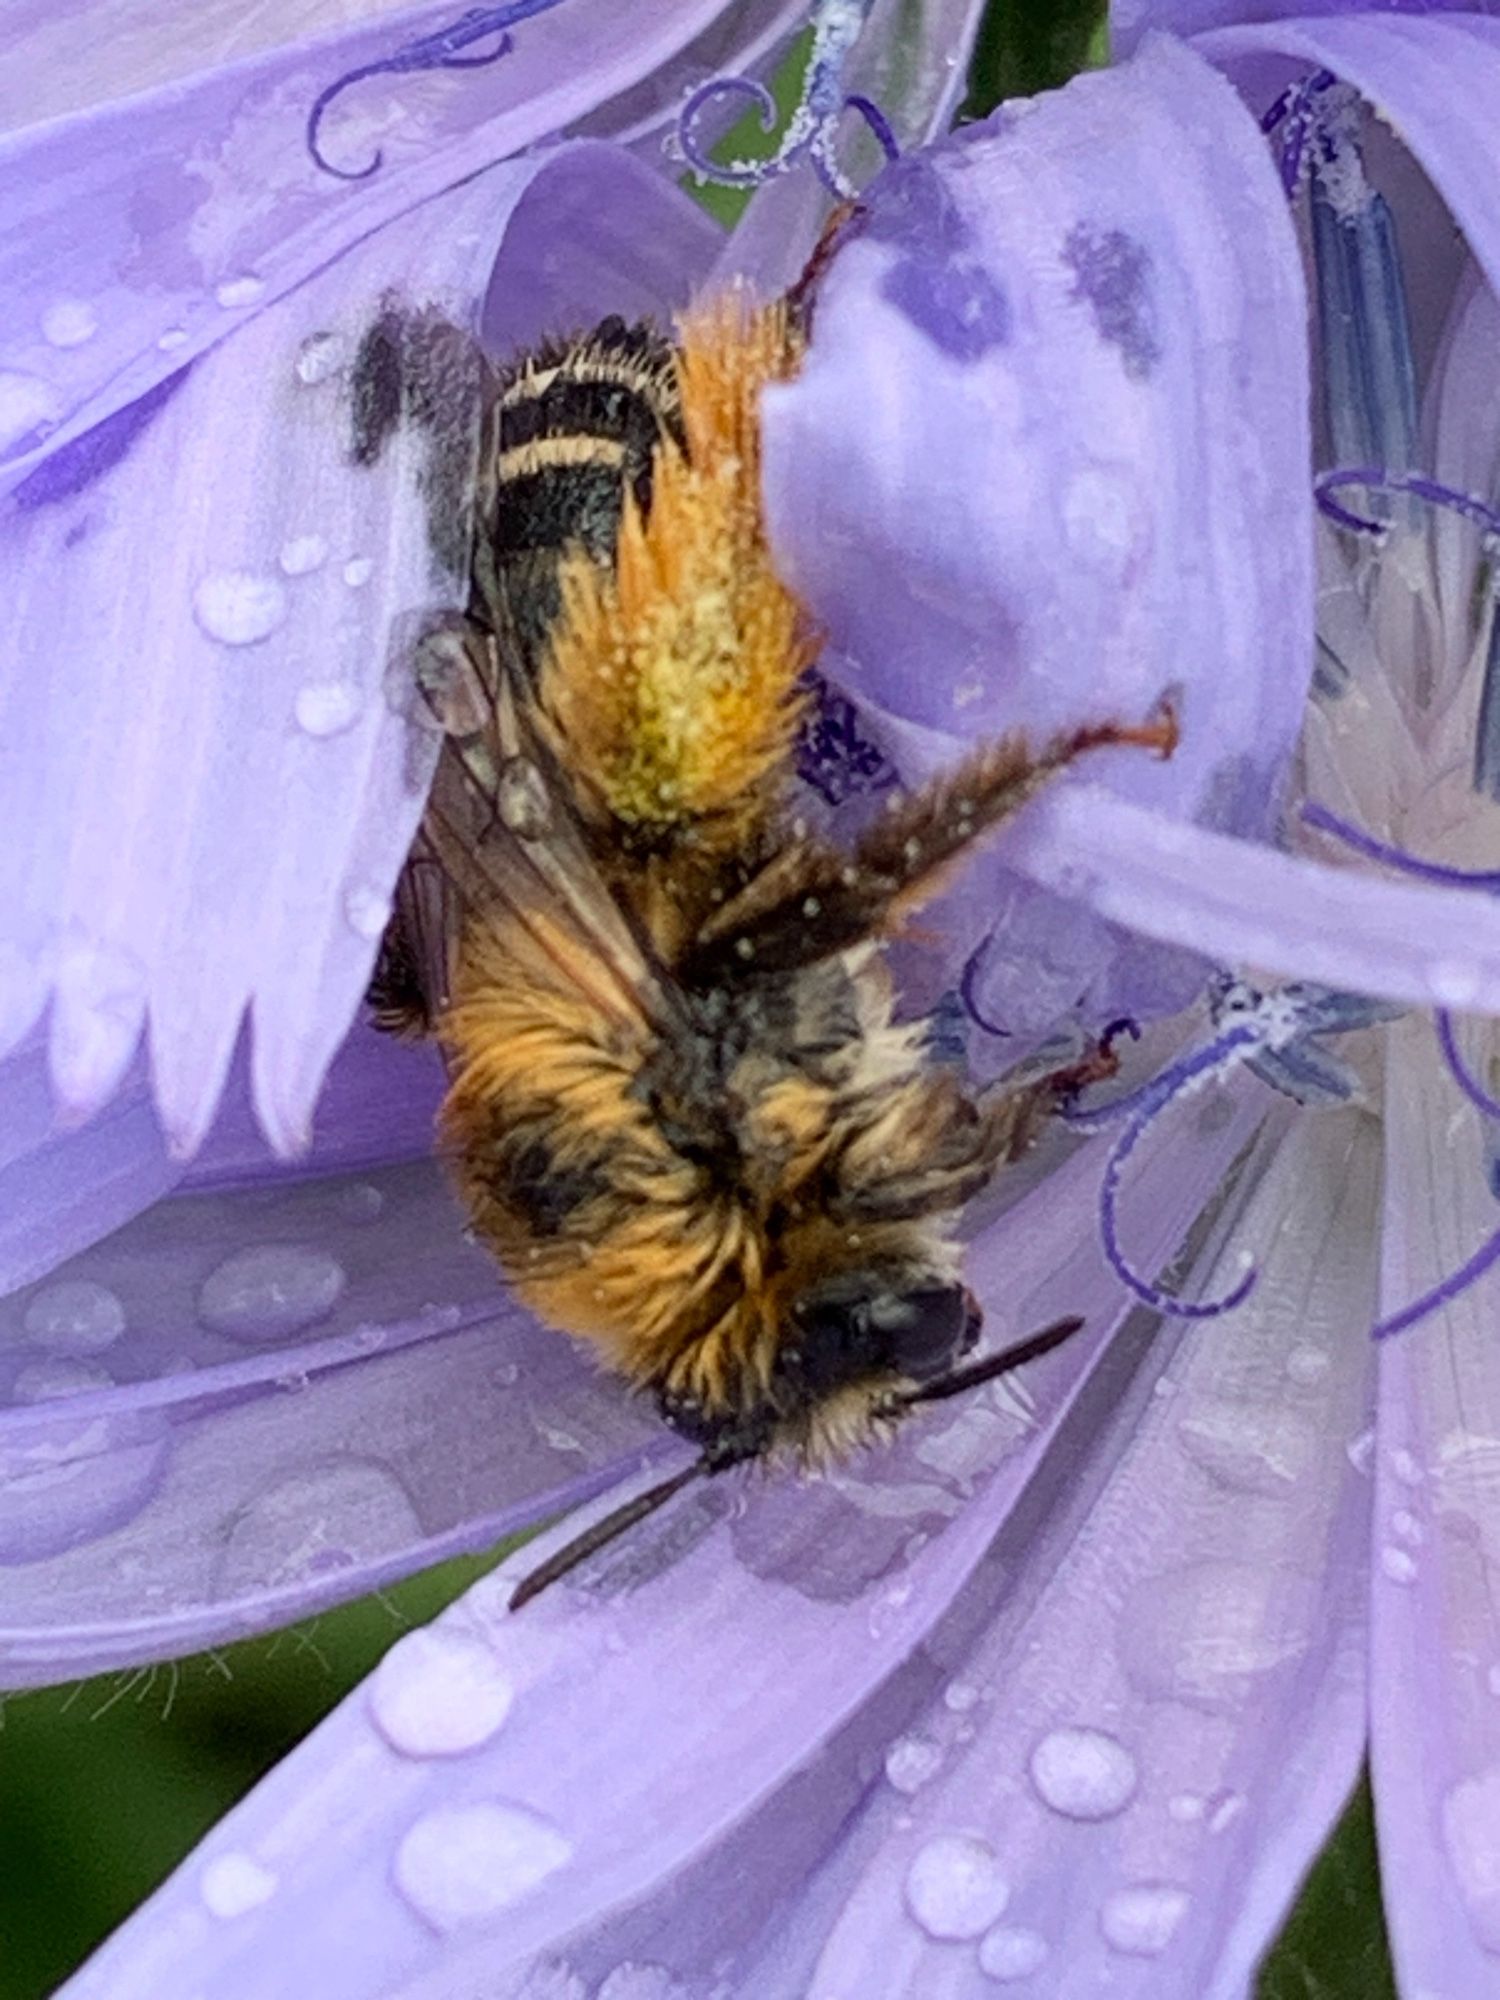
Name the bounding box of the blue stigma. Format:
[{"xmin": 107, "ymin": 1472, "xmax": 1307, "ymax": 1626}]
[
  {"xmin": 307, "ymin": 2, "xmax": 568, "ymax": 180},
  {"xmin": 674, "ymin": 0, "xmax": 897, "ymax": 198}
]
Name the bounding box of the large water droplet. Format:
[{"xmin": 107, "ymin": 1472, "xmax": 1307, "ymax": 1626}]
[
  {"xmin": 1028, "ymin": 1726, "xmax": 1138, "ymax": 1821},
  {"xmin": 394, "ymin": 1800, "xmax": 572, "ymax": 1931},
  {"xmin": 41, "ymin": 300, "xmax": 99, "ymax": 348},
  {"xmin": 0, "ymin": 370, "xmax": 62, "ymax": 456},
  {"xmin": 193, "ymin": 571, "xmax": 288, "ymax": 646},
  {"xmin": 905, "ymin": 1834, "xmax": 1010, "ymax": 1940},
  {"xmin": 978, "ymin": 1924, "xmax": 1049, "ymax": 1982},
  {"xmin": 1118, "ymin": 1562, "xmax": 1316, "ymax": 1713},
  {"xmin": 885, "ymin": 1734, "xmax": 944, "ymax": 1794},
  {"xmin": 12, "ymin": 1357, "xmax": 112, "ymax": 1404},
  {"xmin": 1175, "ymin": 1400, "xmax": 1311, "ymax": 1496},
  {"xmin": 1443, "ymin": 1768, "xmax": 1500, "ymax": 1951},
  {"xmin": 295, "ymin": 683, "xmax": 363, "ymax": 738},
  {"xmin": 596, "ymin": 1968, "xmax": 689, "ymax": 2000},
  {"xmin": 343, "ymin": 555, "xmax": 374, "ymax": 589},
  {"xmin": 371, "ymin": 1627, "xmax": 514, "ymax": 1757},
  {"xmin": 278, "ymin": 534, "xmax": 328, "ymax": 577},
  {"xmin": 215, "ymin": 275, "xmax": 266, "ymax": 309},
  {"xmin": 21, "ymin": 1279, "xmax": 126, "ymax": 1354},
  {"xmin": 198, "ymin": 1244, "xmax": 345, "ymax": 1343},
  {"xmin": 201, "ymin": 1852, "xmax": 278, "ymax": 1917},
  {"xmin": 1099, "ymin": 1883, "xmax": 1189, "ymax": 1956},
  {"xmin": 213, "ymin": 1457, "xmax": 419, "ymax": 1595}
]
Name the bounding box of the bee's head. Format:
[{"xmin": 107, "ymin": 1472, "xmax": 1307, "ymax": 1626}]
[{"xmin": 658, "ymin": 1272, "xmax": 983, "ymax": 1465}]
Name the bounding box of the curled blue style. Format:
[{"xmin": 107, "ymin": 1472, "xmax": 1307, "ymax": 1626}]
[{"xmin": 307, "ymin": 1, "xmax": 568, "ymax": 180}]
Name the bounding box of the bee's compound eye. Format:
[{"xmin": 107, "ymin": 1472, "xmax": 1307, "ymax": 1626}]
[{"xmin": 867, "ymin": 1284, "xmax": 973, "ymax": 1382}]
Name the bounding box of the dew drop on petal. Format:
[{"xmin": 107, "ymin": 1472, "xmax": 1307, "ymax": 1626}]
[
  {"xmin": 295, "ymin": 683, "xmax": 363, "ymax": 738},
  {"xmin": 1392, "ymin": 1447, "xmax": 1424, "ymax": 1486},
  {"xmin": 978, "ymin": 1925, "xmax": 1049, "ymax": 1982},
  {"xmin": 192, "ymin": 571, "xmax": 288, "ymax": 647},
  {"xmin": 215, "ymin": 275, "xmax": 265, "ymax": 309},
  {"xmin": 200, "ymin": 1852, "xmax": 278, "ymax": 1918},
  {"xmin": 21, "ymin": 1279, "xmax": 126, "ymax": 1354},
  {"xmin": 1028, "ymin": 1726, "xmax": 1138, "ymax": 1821},
  {"xmin": 41, "ymin": 300, "xmax": 98, "ymax": 348},
  {"xmin": 1207, "ymin": 1790, "xmax": 1246, "ymax": 1834},
  {"xmin": 1431, "ymin": 960, "xmax": 1482, "ymax": 1008},
  {"xmin": 0, "ymin": 370, "xmax": 62, "ymax": 455},
  {"xmin": 337, "ymin": 1182, "xmax": 385, "ymax": 1221},
  {"xmin": 1167, "ymin": 1792, "xmax": 1205, "ymax": 1823},
  {"xmin": 295, "ymin": 330, "xmax": 346, "ymax": 384},
  {"xmin": 214, "ymin": 1458, "xmax": 418, "ymax": 1595},
  {"xmin": 1390, "ymin": 1508, "xmax": 1424, "ymax": 1547},
  {"xmin": 394, "ymin": 1800, "xmax": 572, "ymax": 1932},
  {"xmin": 905, "ymin": 1834, "xmax": 1010, "ymax": 1940},
  {"xmin": 197, "ymin": 1244, "xmax": 345, "ymax": 1343},
  {"xmin": 1118, "ymin": 1562, "xmax": 1315, "ymax": 1712},
  {"xmin": 343, "ymin": 555, "xmax": 374, "ymax": 588},
  {"xmin": 278, "ymin": 534, "xmax": 328, "ymax": 577},
  {"xmin": 1347, "ymin": 1428, "xmax": 1376, "ymax": 1476},
  {"xmin": 371, "ymin": 1627, "xmax": 514, "ymax": 1758},
  {"xmin": 1442, "ymin": 1768, "xmax": 1500, "ymax": 1951},
  {"xmin": 1099, "ymin": 1883, "xmax": 1189, "ymax": 1956},
  {"xmin": 345, "ymin": 886, "xmax": 394, "ymax": 939},
  {"xmin": 12, "ymin": 1358, "xmax": 112, "ymax": 1403},
  {"xmin": 944, "ymin": 1680, "xmax": 981, "ymax": 1712},
  {"xmin": 158, "ymin": 327, "xmax": 189, "ymax": 351},
  {"xmin": 1380, "ymin": 1544, "xmax": 1417, "ymax": 1585},
  {"xmin": 885, "ymin": 1734, "xmax": 944, "ymax": 1794},
  {"xmin": 1174, "ymin": 1402, "xmax": 1309, "ymax": 1495}
]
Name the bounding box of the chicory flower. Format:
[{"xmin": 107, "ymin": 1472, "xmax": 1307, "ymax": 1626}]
[{"xmin": 9, "ymin": 1, "xmax": 1500, "ymax": 1997}]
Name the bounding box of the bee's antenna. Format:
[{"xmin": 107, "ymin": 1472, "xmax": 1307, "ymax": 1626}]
[
  {"xmin": 507, "ymin": 1458, "xmax": 710, "ymax": 1612},
  {"xmin": 901, "ymin": 1314, "xmax": 1085, "ymax": 1408}
]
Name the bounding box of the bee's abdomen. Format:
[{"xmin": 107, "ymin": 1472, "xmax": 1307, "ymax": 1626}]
[{"xmin": 475, "ymin": 316, "xmax": 681, "ymax": 672}]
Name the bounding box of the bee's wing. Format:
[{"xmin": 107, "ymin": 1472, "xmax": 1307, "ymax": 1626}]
[{"xmin": 416, "ymin": 624, "xmax": 681, "ymax": 1037}]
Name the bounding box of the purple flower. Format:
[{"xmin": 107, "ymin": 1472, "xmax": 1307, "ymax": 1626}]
[{"xmin": 9, "ymin": 0, "xmax": 1500, "ymax": 1993}]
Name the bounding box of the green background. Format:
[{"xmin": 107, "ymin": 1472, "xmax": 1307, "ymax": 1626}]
[{"xmin": 1, "ymin": 4, "xmax": 1397, "ymax": 1996}]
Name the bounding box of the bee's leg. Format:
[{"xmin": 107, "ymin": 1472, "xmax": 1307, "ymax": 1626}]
[{"xmin": 786, "ymin": 197, "xmax": 862, "ymax": 329}]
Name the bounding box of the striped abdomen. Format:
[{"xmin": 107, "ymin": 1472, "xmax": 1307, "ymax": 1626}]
[{"xmin": 470, "ymin": 315, "xmax": 683, "ymax": 677}]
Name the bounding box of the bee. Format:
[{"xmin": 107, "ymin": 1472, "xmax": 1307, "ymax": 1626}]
[{"xmin": 355, "ymin": 277, "xmax": 1176, "ymax": 1610}]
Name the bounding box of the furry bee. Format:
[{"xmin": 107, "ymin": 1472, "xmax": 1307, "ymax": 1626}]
[{"xmin": 356, "ymin": 282, "xmax": 1175, "ymax": 1607}]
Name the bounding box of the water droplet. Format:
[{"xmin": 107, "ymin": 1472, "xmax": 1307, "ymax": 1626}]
[
  {"xmin": 344, "ymin": 886, "xmax": 393, "ymax": 939},
  {"xmin": 885, "ymin": 1734, "xmax": 944, "ymax": 1794},
  {"xmin": 12, "ymin": 1358, "xmax": 112, "ymax": 1404},
  {"xmin": 1346, "ymin": 1427, "xmax": 1376, "ymax": 1476},
  {"xmin": 1284, "ymin": 1345, "xmax": 1330, "ymax": 1384},
  {"xmin": 1207, "ymin": 1790, "xmax": 1246, "ymax": 1834},
  {"xmin": 1390, "ymin": 1508, "xmax": 1424, "ymax": 1547},
  {"xmin": 1063, "ymin": 469, "xmax": 1136, "ymax": 565},
  {"xmin": 1118, "ymin": 1561, "xmax": 1316, "ymax": 1712},
  {"xmin": 278, "ymin": 534, "xmax": 328, "ymax": 577},
  {"xmin": 295, "ymin": 683, "xmax": 363, "ymax": 738},
  {"xmin": 201, "ymin": 1852, "xmax": 277, "ymax": 1917},
  {"xmin": 1431, "ymin": 959, "xmax": 1482, "ymax": 1007},
  {"xmin": 905, "ymin": 1834, "xmax": 1010, "ymax": 1940},
  {"xmin": 215, "ymin": 275, "xmax": 265, "ymax": 309},
  {"xmin": 371, "ymin": 1627, "xmax": 514, "ymax": 1757},
  {"xmin": 394, "ymin": 1800, "xmax": 572, "ymax": 1931},
  {"xmin": 1442, "ymin": 1767, "xmax": 1500, "ymax": 1950},
  {"xmin": 1028, "ymin": 1726, "xmax": 1138, "ymax": 1821},
  {"xmin": 0, "ymin": 369, "xmax": 62, "ymax": 455},
  {"xmin": 213, "ymin": 1458, "xmax": 419, "ymax": 1595},
  {"xmin": 343, "ymin": 555, "xmax": 374, "ymax": 588},
  {"xmin": 1099, "ymin": 1883, "xmax": 1189, "ymax": 1956},
  {"xmin": 978, "ymin": 1925, "xmax": 1049, "ymax": 1982},
  {"xmin": 1391, "ymin": 1447, "xmax": 1424, "ymax": 1486},
  {"xmin": 198, "ymin": 1244, "xmax": 345, "ymax": 1344},
  {"xmin": 1380, "ymin": 1544, "xmax": 1417, "ymax": 1585},
  {"xmin": 41, "ymin": 300, "xmax": 98, "ymax": 348},
  {"xmin": 192, "ymin": 570, "xmax": 288, "ymax": 646},
  {"xmin": 295, "ymin": 330, "xmax": 346, "ymax": 384},
  {"xmin": 944, "ymin": 1680, "xmax": 980, "ymax": 1712},
  {"xmin": 158, "ymin": 327, "xmax": 189, "ymax": 351},
  {"xmin": 1167, "ymin": 1792, "xmax": 1205, "ymax": 1823},
  {"xmin": 21, "ymin": 1279, "xmax": 126, "ymax": 1354},
  {"xmin": 1175, "ymin": 1400, "xmax": 1311, "ymax": 1495},
  {"xmin": 337, "ymin": 1182, "xmax": 385, "ymax": 1221}
]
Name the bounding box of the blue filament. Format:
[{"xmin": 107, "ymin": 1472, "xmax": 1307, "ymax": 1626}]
[
  {"xmin": 1260, "ymin": 67, "xmax": 1336, "ymax": 198},
  {"xmin": 1301, "ymin": 800, "xmax": 1500, "ymax": 891},
  {"xmin": 1316, "ymin": 467, "xmax": 1500, "ymax": 542},
  {"xmin": 307, "ymin": 2, "xmax": 566, "ymax": 180},
  {"xmin": 1436, "ymin": 1011, "xmax": 1500, "ymax": 1120},
  {"xmin": 1373, "ymin": 1218, "xmax": 1500, "ymax": 1340},
  {"xmin": 675, "ymin": 0, "xmax": 896, "ymax": 198}
]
